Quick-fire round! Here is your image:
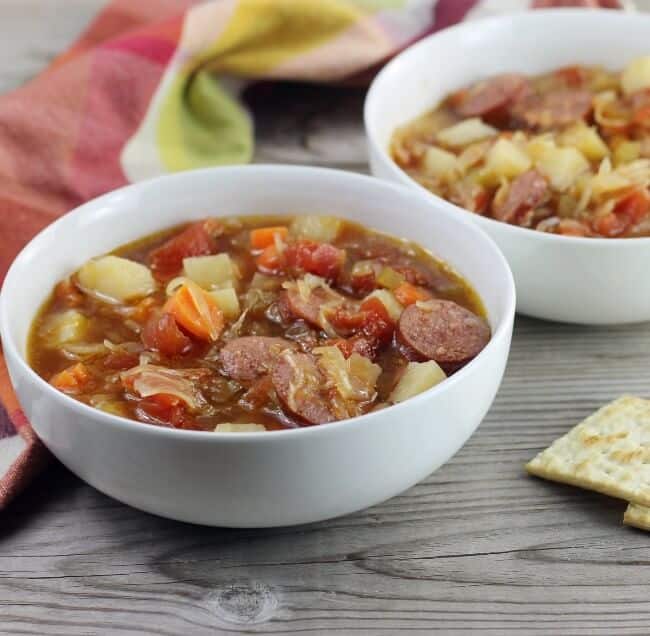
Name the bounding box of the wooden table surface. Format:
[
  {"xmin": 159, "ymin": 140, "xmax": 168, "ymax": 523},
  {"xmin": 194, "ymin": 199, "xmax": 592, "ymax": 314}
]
[{"xmin": 3, "ymin": 3, "xmax": 650, "ymax": 634}]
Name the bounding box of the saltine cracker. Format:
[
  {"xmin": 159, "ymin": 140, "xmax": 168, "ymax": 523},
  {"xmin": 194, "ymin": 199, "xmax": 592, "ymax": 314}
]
[
  {"xmin": 624, "ymin": 503, "xmax": 650, "ymax": 531},
  {"xmin": 526, "ymin": 396, "xmax": 650, "ymax": 507}
]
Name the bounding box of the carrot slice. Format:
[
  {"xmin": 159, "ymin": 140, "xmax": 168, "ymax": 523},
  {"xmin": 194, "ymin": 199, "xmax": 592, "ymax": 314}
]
[
  {"xmin": 250, "ymin": 226, "xmax": 288, "ymax": 250},
  {"xmin": 393, "ymin": 282, "xmax": 432, "ymax": 307},
  {"xmin": 50, "ymin": 363, "xmax": 91, "ymax": 394},
  {"xmin": 164, "ymin": 281, "xmax": 224, "ymax": 341}
]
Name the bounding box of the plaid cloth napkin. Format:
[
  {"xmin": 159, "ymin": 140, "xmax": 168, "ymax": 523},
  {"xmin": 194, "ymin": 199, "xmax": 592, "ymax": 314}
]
[{"xmin": 0, "ymin": 0, "xmax": 623, "ymax": 508}]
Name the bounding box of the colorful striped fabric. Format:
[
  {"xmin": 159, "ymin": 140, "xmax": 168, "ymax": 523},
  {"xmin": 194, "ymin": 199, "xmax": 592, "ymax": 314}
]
[{"xmin": 0, "ymin": 0, "xmax": 624, "ymax": 508}]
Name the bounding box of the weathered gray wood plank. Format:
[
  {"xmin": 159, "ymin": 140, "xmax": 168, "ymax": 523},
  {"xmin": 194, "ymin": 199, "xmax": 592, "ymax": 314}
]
[
  {"xmin": 3, "ymin": 3, "xmax": 650, "ymax": 635},
  {"xmin": 0, "ymin": 0, "xmax": 108, "ymax": 94}
]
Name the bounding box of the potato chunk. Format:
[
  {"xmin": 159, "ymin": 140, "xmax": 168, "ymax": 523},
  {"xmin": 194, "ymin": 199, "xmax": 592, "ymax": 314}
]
[
  {"xmin": 535, "ymin": 146, "xmax": 590, "ymax": 192},
  {"xmin": 422, "ymin": 146, "xmax": 459, "ymax": 180},
  {"xmin": 484, "ymin": 138, "xmax": 532, "ymax": 179},
  {"xmin": 183, "ymin": 254, "xmax": 236, "ymax": 289},
  {"xmin": 208, "ymin": 287, "xmax": 241, "ymax": 320},
  {"xmin": 76, "ymin": 256, "xmax": 156, "ymax": 303},
  {"xmin": 214, "ymin": 423, "xmax": 266, "ymax": 433},
  {"xmin": 614, "ymin": 141, "xmax": 641, "ymax": 166},
  {"xmin": 42, "ymin": 309, "xmax": 88, "ymax": 346},
  {"xmin": 526, "ymin": 135, "xmax": 556, "ymax": 162},
  {"xmin": 558, "ymin": 123, "xmax": 609, "ymax": 162},
  {"xmin": 437, "ymin": 118, "xmax": 497, "ymax": 148},
  {"xmin": 290, "ymin": 216, "xmax": 342, "ymax": 243},
  {"xmin": 390, "ymin": 361, "xmax": 446, "ymax": 404},
  {"xmin": 622, "ymin": 56, "xmax": 650, "ymax": 96}
]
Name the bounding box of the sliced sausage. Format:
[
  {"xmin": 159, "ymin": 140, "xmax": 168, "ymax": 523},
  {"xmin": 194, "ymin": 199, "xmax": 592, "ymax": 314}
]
[
  {"xmin": 284, "ymin": 285, "xmax": 344, "ymax": 330},
  {"xmin": 455, "ymin": 74, "xmax": 530, "ymax": 118},
  {"xmin": 397, "ymin": 300, "xmax": 490, "ymax": 371},
  {"xmin": 492, "ymin": 170, "xmax": 549, "ymax": 224},
  {"xmin": 511, "ymin": 88, "xmax": 592, "ymax": 129},
  {"xmin": 219, "ymin": 336, "xmax": 296, "ymax": 382},
  {"xmin": 271, "ymin": 351, "xmax": 334, "ymax": 424}
]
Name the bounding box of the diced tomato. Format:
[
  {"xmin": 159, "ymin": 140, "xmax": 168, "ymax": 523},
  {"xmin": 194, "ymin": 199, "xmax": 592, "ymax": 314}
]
[
  {"xmin": 350, "ymin": 271, "xmax": 377, "ymax": 296},
  {"xmin": 359, "ymin": 297, "xmax": 394, "ymax": 346},
  {"xmin": 473, "ymin": 188, "xmax": 490, "ymax": 215},
  {"xmin": 555, "ymin": 65, "xmax": 586, "ymax": 87},
  {"xmin": 633, "ymin": 105, "xmax": 650, "ymax": 126},
  {"xmin": 594, "ymin": 190, "xmax": 650, "ymax": 237},
  {"xmin": 329, "ymin": 306, "xmax": 366, "ymax": 333},
  {"xmin": 393, "ymin": 282, "xmax": 432, "ymax": 307},
  {"xmin": 239, "ymin": 376, "xmax": 274, "ymax": 410},
  {"xmin": 333, "ymin": 336, "xmax": 377, "ymax": 360},
  {"xmin": 256, "ymin": 244, "xmax": 285, "ymax": 274},
  {"xmin": 448, "ymin": 88, "xmax": 468, "ymax": 109},
  {"xmin": 556, "ymin": 219, "xmax": 592, "ymax": 237},
  {"xmin": 142, "ymin": 312, "xmax": 192, "ymax": 356},
  {"xmin": 103, "ymin": 351, "xmax": 140, "ymax": 370},
  {"xmin": 136, "ymin": 394, "xmax": 199, "ymax": 429},
  {"xmin": 393, "ymin": 265, "xmax": 429, "ymax": 287},
  {"xmin": 593, "ymin": 212, "xmax": 627, "ymax": 238},
  {"xmin": 50, "ymin": 363, "xmax": 92, "ymax": 394},
  {"xmin": 329, "ymin": 297, "xmax": 394, "ymax": 347},
  {"xmin": 149, "ymin": 220, "xmax": 219, "ymax": 281},
  {"xmin": 164, "ymin": 282, "xmax": 224, "ymax": 342},
  {"xmin": 129, "ymin": 297, "xmax": 157, "ymax": 324},
  {"xmin": 54, "ymin": 279, "xmax": 83, "ymax": 307},
  {"xmin": 285, "ymin": 240, "xmax": 345, "ymax": 280},
  {"xmin": 615, "ymin": 189, "xmax": 650, "ymax": 225},
  {"xmin": 250, "ymin": 226, "xmax": 288, "ymax": 250}
]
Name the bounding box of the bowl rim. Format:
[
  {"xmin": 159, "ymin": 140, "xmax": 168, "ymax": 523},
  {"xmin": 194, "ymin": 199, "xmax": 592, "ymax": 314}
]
[
  {"xmin": 364, "ymin": 7, "xmax": 650, "ymax": 248},
  {"xmin": 0, "ymin": 164, "xmax": 515, "ymax": 442}
]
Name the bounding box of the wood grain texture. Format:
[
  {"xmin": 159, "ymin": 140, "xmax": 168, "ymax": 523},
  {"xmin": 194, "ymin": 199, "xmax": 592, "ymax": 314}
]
[{"xmin": 3, "ymin": 3, "xmax": 650, "ymax": 635}]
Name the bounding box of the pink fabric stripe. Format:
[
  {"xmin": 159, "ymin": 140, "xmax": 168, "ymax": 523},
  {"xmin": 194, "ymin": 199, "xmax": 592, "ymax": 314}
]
[
  {"xmin": 103, "ymin": 34, "xmax": 178, "ymax": 65},
  {"xmin": 433, "ymin": 0, "xmax": 481, "ymax": 31},
  {"xmin": 68, "ymin": 48, "xmax": 171, "ymax": 200}
]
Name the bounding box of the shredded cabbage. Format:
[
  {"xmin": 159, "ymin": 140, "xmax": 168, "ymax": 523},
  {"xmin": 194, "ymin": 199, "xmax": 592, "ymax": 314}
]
[
  {"xmin": 313, "ymin": 346, "xmax": 381, "ymax": 418},
  {"xmin": 121, "ymin": 364, "xmax": 210, "ymax": 412}
]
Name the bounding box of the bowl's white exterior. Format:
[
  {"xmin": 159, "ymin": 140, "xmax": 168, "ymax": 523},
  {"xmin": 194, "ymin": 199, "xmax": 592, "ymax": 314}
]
[
  {"xmin": 365, "ymin": 9, "xmax": 650, "ymax": 325},
  {"xmin": 0, "ymin": 166, "xmax": 514, "ymax": 527}
]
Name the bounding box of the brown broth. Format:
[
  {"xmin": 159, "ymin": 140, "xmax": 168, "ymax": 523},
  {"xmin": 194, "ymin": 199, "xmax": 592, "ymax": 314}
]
[{"xmin": 29, "ymin": 215, "xmax": 487, "ymax": 431}]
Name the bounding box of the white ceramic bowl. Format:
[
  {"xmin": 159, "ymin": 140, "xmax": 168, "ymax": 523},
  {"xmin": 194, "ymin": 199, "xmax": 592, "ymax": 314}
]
[
  {"xmin": 365, "ymin": 8, "xmax": 650, "ymax": 325},
  {"xmin": 0, "ymin": 166, "xmax": 514, "ymax": 527}
]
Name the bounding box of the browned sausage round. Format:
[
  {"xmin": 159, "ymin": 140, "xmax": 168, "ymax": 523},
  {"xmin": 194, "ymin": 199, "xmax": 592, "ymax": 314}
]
[
  {"xmin": 284, "ymin": 286, "xmax": 344, "ymax": 329},
  {"xmin": 219, "ymin": 336, "xmax": 296, "ymax": 382},
  {"xmin": 492, "ymin": 170, "xmax": 549, "ymax": 224},
  {"xmin": 397, "ymin": 300, "xmax": 490, "ymax": 371},
  {"xmin": 271, "ymin": 351, "xmax": 334, "ymax": 424},
  {"xmin": 511, "ymin": 88, "xmax": 592, "ymax": 129},
  {"xmin": 456, "ymin": 74, "xmax": 530, "ymax": 118}
]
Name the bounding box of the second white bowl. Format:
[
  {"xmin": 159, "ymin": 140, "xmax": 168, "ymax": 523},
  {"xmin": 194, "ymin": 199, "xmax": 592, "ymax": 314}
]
[{"xmin": 365, "ymin": 8, "xmax": 650, "ymax": 325}]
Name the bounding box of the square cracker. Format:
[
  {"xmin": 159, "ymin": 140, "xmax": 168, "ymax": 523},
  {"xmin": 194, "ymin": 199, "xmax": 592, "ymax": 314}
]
[
  {"xmin": 624, "ymin": 503, "xmax": 650, "ymax": 531},
  {"xmin": 526, "ymin": 396, "xmax": 650, "ymax": 507}
]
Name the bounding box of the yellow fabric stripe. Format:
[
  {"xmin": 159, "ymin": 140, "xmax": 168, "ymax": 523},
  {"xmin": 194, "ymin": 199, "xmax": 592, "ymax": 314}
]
[
  {"xmin": 157, "ymin": 0, "xmax": 365, "ymax": 172},
  {"xmin": 201, "ymin": 0, "xmax": 365, "ymax": 75}
]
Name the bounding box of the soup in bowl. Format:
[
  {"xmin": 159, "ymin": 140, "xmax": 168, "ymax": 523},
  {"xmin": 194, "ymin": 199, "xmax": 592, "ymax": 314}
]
[
  {"xmin": 365, "ymin": 9, "xmax": 650, "ymax": 324},
  {"xmin": 0, "ymin": 166, "xmax": 515, "ymax": 526}
]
